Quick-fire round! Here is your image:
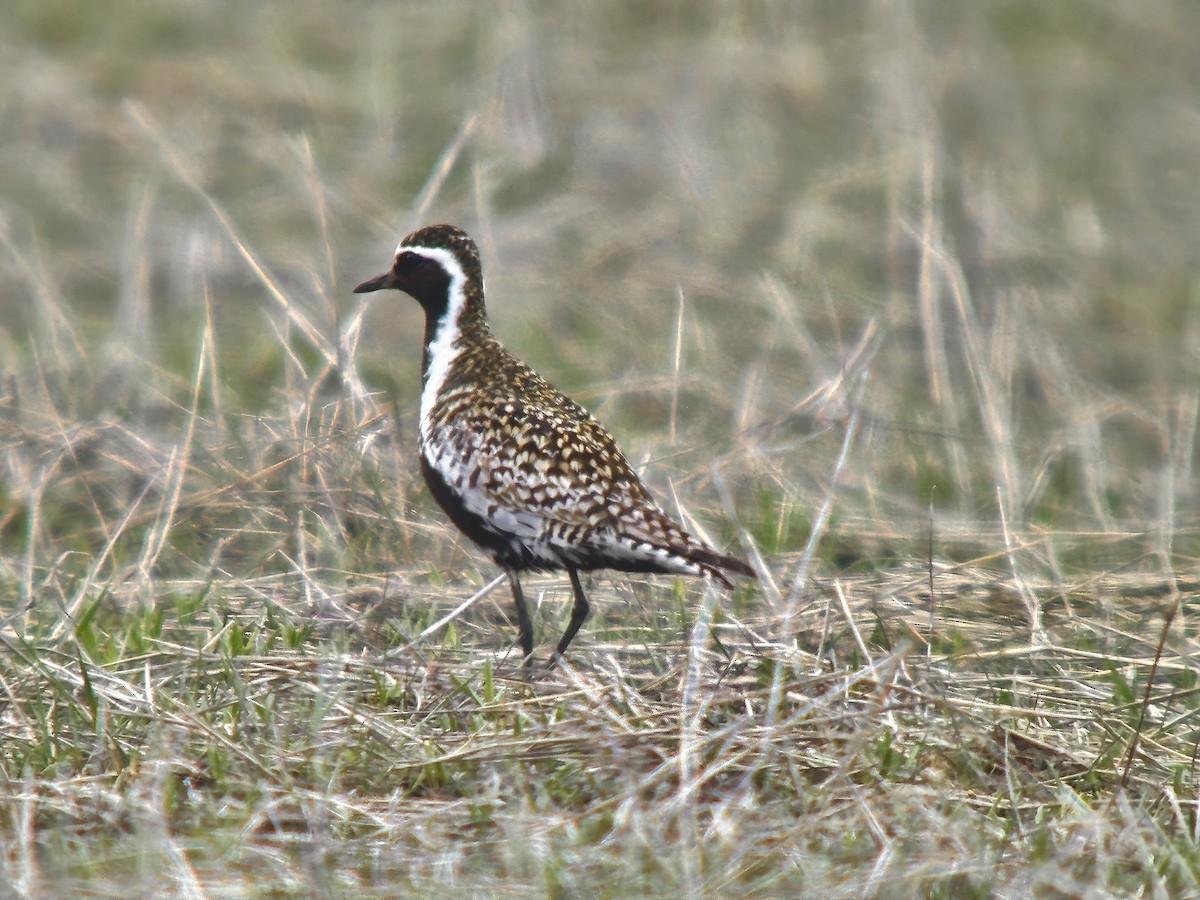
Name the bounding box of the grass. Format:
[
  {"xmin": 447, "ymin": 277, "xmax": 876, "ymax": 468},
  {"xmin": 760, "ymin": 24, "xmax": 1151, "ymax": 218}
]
[{"xmin": 2, "ymin": 0, "xmax": 1200, "ymax": 896}]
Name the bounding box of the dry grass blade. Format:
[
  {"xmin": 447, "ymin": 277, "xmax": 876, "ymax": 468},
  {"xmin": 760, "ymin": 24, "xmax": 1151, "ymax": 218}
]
[
  {"xmin": 124, "ymin": 100, "xmax": 335, "ymax": 366},
  {"xmin": 1, "ymin": 3, "xmax": 1198, "ymax": 897}
]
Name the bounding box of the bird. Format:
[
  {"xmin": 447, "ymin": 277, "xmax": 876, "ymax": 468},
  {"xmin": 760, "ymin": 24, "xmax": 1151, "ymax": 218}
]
[{"xmin": 354, "ymin": 224, "xmax": 754, "ymax": 664}]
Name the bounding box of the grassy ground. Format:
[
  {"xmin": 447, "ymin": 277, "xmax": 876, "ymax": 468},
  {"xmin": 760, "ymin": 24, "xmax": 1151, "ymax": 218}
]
[{"xmin": 2, "ymin": 1, "xmax": 1199, "ymax": 896}]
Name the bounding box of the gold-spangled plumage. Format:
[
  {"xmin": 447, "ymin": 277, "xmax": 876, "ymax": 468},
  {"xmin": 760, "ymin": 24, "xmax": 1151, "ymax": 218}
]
[{"xmin": 355, "ymin": 224, "xmax": 754, "ymax": 663}]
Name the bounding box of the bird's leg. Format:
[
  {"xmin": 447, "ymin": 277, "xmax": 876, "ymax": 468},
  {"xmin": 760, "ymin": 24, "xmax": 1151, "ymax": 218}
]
[
  {"xmin": 549, "ymin": 568, "xmax": 591, "ymax": 667},
  {"xmin": 506, "ymin": 569, "xmax": 535, "ymax": 663}
]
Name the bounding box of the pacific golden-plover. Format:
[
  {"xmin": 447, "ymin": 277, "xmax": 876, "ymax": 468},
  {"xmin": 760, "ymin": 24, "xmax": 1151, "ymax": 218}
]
[{"xmin": 355, "ymin": 224, "xmax": 754, "ymax": 663}]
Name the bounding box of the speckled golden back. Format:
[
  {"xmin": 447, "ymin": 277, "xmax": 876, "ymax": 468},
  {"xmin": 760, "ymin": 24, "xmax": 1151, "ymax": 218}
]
[{"xmin": 423, "ymin": 333, "xmax": 721, "ymax": 576}]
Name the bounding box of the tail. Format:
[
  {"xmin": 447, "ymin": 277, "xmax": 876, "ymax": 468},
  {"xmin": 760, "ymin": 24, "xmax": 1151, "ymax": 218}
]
[{"xmin": 687, "ymin": 546, "xmax": 756, "ymax": 590}]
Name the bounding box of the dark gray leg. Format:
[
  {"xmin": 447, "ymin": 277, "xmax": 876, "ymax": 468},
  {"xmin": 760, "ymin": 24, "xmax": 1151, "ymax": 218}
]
[
  {"xmin": 550, "ymin": 568, "xmax": 591, "ymax": 665},
  {"xmin": 506, "ymin": 569, "xmax": 535, "ymax": 661}
]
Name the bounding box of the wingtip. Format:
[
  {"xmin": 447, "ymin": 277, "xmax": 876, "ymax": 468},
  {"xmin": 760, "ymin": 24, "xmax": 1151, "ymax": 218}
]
[{"xmin": 692, "ymin": 548, "xmax": 756, "ymax": 588}]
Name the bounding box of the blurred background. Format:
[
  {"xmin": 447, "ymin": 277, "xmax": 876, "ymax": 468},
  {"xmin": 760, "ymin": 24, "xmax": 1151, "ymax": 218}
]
[
  {"xmin": 1, "ymin": 0, "xmax": 1197, "ymax": 577},
  {"xmin": 3, "ymin": 3, "xmax": 1200, "ymax": 894}
]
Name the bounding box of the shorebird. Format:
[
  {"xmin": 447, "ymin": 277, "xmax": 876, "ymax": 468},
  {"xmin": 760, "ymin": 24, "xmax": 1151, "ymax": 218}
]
[{"xmin": 355, "ymin": 224, "xmax": 753, "ymax": 663}]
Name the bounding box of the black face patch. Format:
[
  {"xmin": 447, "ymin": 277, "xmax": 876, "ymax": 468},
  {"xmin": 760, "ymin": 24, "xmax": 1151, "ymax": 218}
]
[{"xmin": 393, "ymin": 251, "xmax": 454, "ymax": 316}]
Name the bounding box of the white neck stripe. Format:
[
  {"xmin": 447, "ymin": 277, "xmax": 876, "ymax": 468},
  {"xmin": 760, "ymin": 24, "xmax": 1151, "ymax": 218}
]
[{"xmin": 410, "ymin": 245, "xmax": 470, "ymax": 443}]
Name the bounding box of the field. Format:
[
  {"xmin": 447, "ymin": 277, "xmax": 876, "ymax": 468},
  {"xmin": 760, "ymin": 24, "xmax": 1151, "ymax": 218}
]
[{"xmin": 2, "ymin": 2, "xmax": 1199, "ymax": 896}]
